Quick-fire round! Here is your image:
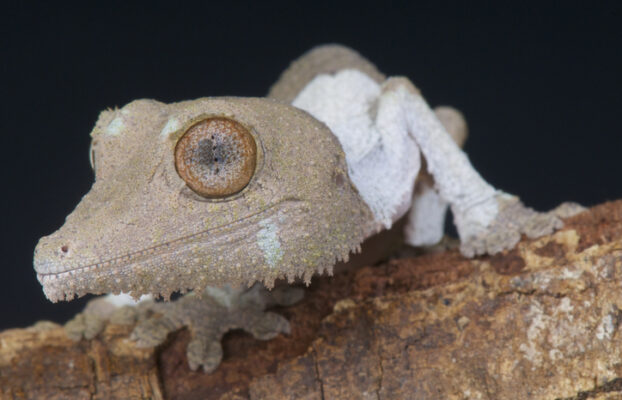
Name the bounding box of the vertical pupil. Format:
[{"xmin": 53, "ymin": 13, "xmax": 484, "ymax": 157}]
[
  {"xmin": 196, "ymin": 138, "xmax": 214, "ymax": 165},
  {"xmin": 196, "ymin": 138, "xmax": 228, "ymax": 170}
]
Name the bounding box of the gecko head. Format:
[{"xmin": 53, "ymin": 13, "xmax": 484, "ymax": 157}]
[{"xmin": 34, "ymin": 97, "xmax": 375, "ymax": 302}]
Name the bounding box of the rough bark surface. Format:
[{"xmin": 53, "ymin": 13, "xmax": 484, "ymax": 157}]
[{"xmin": 2, "ymin": 201, "xmax": 622, "ymax": 399}]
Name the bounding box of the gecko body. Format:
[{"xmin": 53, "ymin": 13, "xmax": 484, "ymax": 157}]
[{"xmin": 34, "ymin": 45, "xmax": 570, "ymax": 372}]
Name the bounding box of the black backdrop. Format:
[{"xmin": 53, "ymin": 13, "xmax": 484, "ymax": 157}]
[{"xmin": 2, "ymin": 2, "xmax": 621, "ymax": 329}]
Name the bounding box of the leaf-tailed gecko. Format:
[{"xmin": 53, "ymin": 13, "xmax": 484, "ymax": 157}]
[{"xmin": 33, "ymin": 44, "xmax": 578, "ymax": 372}]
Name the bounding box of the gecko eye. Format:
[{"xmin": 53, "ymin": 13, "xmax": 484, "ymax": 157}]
[{"xmin": 174, "ymin": 117, "xmax": 257, "ymax": 198}]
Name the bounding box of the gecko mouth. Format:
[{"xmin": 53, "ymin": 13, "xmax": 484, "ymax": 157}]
[{"xmin": 35, "ymin": 199, "xmax": 305, "ymax": 301}]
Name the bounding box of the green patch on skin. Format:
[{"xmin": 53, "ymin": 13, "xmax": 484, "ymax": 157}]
[
  {"xmin": 257, "ymin": 219, "xmax": 284, "ymax": 268},
  {"xmin": 105, "ymin": 116, "xmax": 125, "ymax": 136},
  {"xmin": 159, "ymin": 117, "xmax": 181, "ymax": 140}
]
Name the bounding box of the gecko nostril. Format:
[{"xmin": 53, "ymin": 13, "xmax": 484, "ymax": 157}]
[{"xmin": 60, "ymin": 245, "xmax": 69, "ymax": 254}]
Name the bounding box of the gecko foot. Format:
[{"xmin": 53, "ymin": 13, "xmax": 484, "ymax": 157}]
[
  {"xmin": 64, "ymin": 285, "xmax": 303, "ymax": 373},
  {"xmin": 458, "ymin": 194, "xmax": 578, "ymax": 257},
  {"xmin": 64, "ymin": 295, "xmax": 141, "ymax": 340},
  {"xmin": 130, "ymin": 284, "xmax": 304, "ymax": 372}
]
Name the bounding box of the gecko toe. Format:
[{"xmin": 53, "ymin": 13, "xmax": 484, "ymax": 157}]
[
  {"xmin": 64, "ymin": 313, "xmax": 104, "ymax": 341},
  {"xmin": 187, "ymin": 336, "xmax": 224, "ymax": 372},
  {"xmin": 247, "ymin": 312, "xmax": 292, "ymax": 339},
  {"xmin": 459, "ymin": 194, "xmax": 565, "ymax": 257},
  {"xmin": 64, "ymin": 295, "xmax": 138, "ymax": 341},
  {"xmin": 131, "ymin": 315, "xmax": 175, "ymax": 347}
]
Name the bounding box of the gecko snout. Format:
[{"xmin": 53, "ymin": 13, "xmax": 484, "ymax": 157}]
[{"xmin": 33, "ymin": 234, "xmax": 80, "ymax": 275}]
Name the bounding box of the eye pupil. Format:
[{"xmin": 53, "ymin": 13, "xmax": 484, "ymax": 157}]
[
  {"xmin": 174, "ymin": 117, "xmax": 257, "ymax": 198},
  {"xmin": 196, "ymin": 138, "xmax": 215, "ymax": 165}
]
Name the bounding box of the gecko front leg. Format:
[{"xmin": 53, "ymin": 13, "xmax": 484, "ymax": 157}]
[
  {"xmin": 130, "ymin": 284, "xmax": 303, "ymax": 372},
  {"xmin": 66, "ymin": 285, "xmax": 304, "ymax": 372}
]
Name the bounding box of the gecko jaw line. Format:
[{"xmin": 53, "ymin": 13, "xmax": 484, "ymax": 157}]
[{"xmin": 36, "ymin": 199, "xmax": 303, "ymax": 279}]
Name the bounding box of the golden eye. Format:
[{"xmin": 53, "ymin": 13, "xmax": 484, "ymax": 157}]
[{"xmin": 174, "ymin": 117, "xmax": 257, "ymax": 198}]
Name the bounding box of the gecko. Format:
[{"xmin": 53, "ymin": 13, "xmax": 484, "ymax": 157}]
[{"xmin": 33, "ymin": 44, "xmax": 577, "ymax": 372}]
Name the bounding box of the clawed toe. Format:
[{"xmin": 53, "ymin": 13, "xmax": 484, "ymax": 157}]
[{"xmin": 459, "ymin": 194, "xmax": 567, "ymax": 257}]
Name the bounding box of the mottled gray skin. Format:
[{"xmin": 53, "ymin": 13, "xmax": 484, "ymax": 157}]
[{"xmin": 34, "ymin": 96, "xmax": 376, "ymax": 302}]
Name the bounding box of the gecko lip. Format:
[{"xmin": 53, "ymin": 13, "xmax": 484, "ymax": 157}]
[{"xmin": 35, "ymin": 199, "xmax": 305, "ymax": 300}]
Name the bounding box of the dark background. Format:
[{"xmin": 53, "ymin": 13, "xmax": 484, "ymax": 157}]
[{"xmin": 2, "ymin": 3, "xmax": 620, "ymax": 330}]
